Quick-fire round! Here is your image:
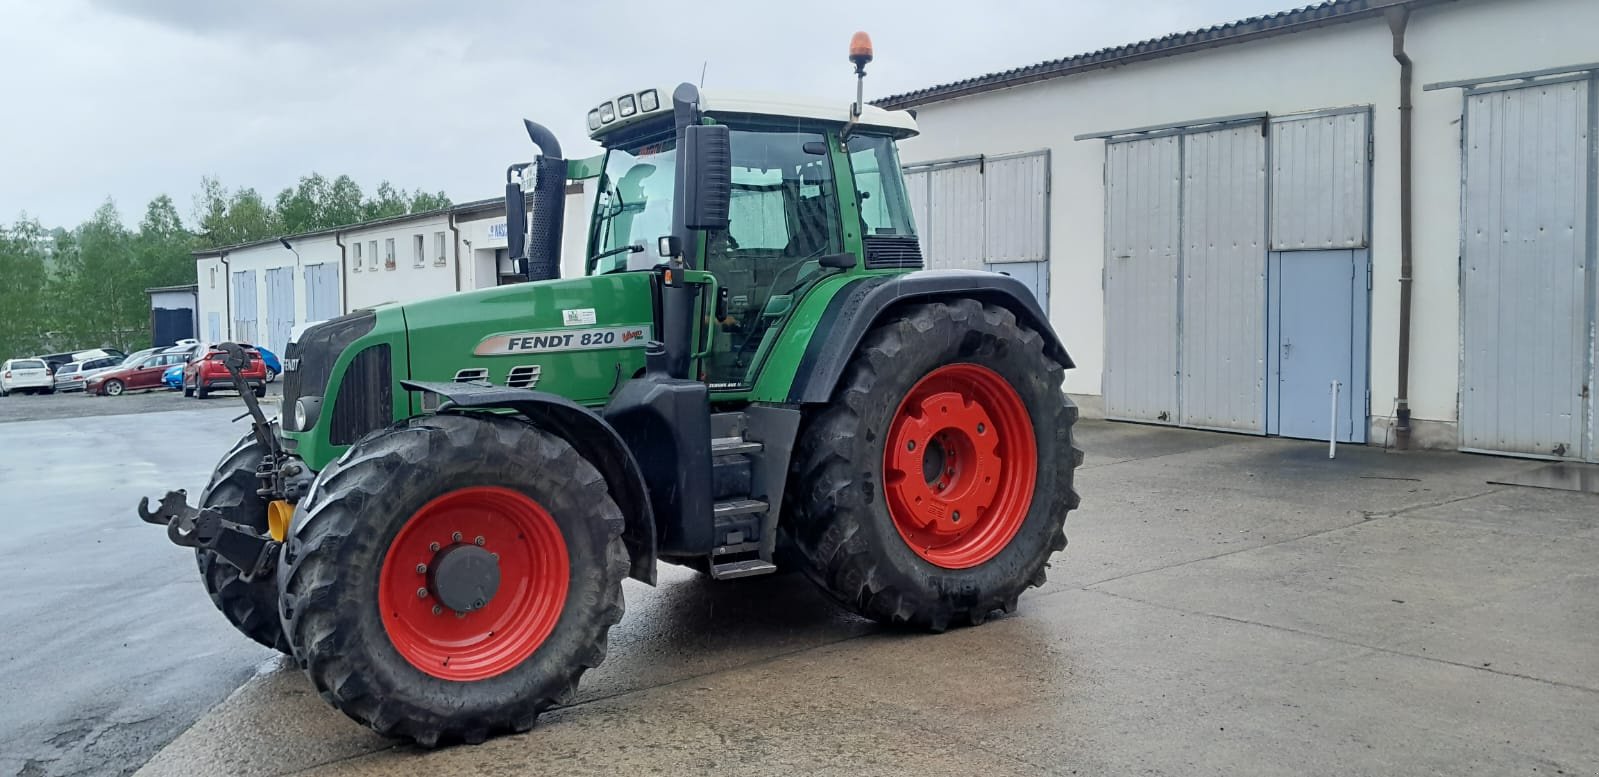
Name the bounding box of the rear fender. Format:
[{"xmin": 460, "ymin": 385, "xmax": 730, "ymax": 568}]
[
  {"xmin": 400, "ymin": 380, "xmax": 657, "ymax": 584},
  {"xmin": 786, "ymin": 270, "xmax": 1074, "ymax": 404}
]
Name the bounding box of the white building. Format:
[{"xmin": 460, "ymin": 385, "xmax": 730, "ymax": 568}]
[
  {"xmin": 193, "ymin": 187, "xmax": 587, "ymax": 356},
  {"xmin": 882, "ymin": 0, "xmax": 1599, "ymax": 461}
]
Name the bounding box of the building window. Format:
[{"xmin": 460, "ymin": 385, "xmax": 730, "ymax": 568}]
[
  {"xmin": 367, "ymin": 240, "xmax": 379, "ymax": 271},
  {"xmin": 209, "ymin": 266, "xmax": 217, "ymax": 287},
  {"xmin": 413, "ymin": 234, "xmax": 425, "ymax": 268},
  {"xmin": 351, "ymin": 241, "xmax": 363, "ymax": 272},
  {"xmin": 434, "ymin": 231, "xmax": 447, "ymax": 266},
  {"xmin": 385, "ymin": 238, "xmax": 396, "ymax": 270}
]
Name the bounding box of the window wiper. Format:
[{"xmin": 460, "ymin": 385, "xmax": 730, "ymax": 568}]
[{"xmin": 588, "ymin": 244, "xmax": 644, "ymax": 264}]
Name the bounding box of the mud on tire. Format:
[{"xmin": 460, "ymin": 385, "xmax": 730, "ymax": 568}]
[
  {"xmin": 195, "ymin": 431, "xmax": 292, "ymax": 654},
  {"xmin": 277, "ymin": 413, "xmax": 628, "ymax": 746},
  {"xmin": 786, "ymin": 299, "xmax": 1081, "ymax": 631}
]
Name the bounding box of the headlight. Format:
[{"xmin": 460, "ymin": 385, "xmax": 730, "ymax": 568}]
[
  {"xmin": 639, "ymin": 89, "xmax": 659, "ymax": 112},
  {"xmin": 293, "ymin": 396, "xmax": 323, "ymax": 431}
]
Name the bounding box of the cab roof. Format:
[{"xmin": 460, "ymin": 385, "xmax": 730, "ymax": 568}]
[{"xmin": 588, "ymin": 86, "xmax": 918, "ymax": 142}]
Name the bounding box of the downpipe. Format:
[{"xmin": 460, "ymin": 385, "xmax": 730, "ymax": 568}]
[{"xmin": 1387, "ymin": 6, "xmax": 1415, "ymax": 449}]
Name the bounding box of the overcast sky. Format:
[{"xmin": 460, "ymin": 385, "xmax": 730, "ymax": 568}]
[{"xmin": 0, "ymin": 0, "xmax": 1293, "ymax": 228}]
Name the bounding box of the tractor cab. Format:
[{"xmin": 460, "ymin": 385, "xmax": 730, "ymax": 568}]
[{"xmin": 577, "ymin": 86, "xmax": 922, "ymax": 390}]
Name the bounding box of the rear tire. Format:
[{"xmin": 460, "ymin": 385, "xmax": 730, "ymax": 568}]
[
  {"xmin": 196, "ymin": 383, "xmax": 209, "ymax": 399},
  {"xmin": 253, "ymin": 384, "xmax": 266, "ymax": 398},
  {"xmin": 786, "ymin": 300, "xmax": 1080, "ymax": 631},
  {"xmin": 195, "ymin": 431, "xmax": 292, "ymax": 654},
  {"xmin": 279, "ymin": 413, "xmax": 628, "ymax": 746}
]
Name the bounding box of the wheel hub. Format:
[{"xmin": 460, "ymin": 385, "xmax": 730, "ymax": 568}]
[
  {"xmin": 427, "ymin": 544, "xmax": 500, "ymax": 613},
  {"xmin": 883, "ymin": 363, "xmax": 1038, "ymax": 569}
]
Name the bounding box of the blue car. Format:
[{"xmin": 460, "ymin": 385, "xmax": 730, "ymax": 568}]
[
  {"xmin": 163, "ymin": 363, "xmax": 185, "ymax": 390},
  {"xmin": 239, "ymin": 344, "xmax": 282, "ymax": 383}
]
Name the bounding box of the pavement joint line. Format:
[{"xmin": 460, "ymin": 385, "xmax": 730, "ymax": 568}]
[
  {"xmin": 1084, "ymin": 588, "xmax": 1599, "ymax": 696},
  {"xmin": 1077, "ymin": 442, "xmax": 1238, "ymax": 470},
  {"xmin": 1068, "ymin": 486, "xmax": 1507, "ymax": 593}
]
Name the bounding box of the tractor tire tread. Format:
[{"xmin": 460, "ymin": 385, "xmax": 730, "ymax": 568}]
[
  {"xmin": 195, "ymin": 429, "xmax": 292, "ymax": 654},
  {"xmin": 786, "ymin": 299, "xmax": 1080, "ymax": 632}
]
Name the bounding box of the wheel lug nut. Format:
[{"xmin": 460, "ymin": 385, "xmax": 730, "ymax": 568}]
[
  {"xmin": 455, "ymin": 611, "xmax": 467, "ymax": 619},
  {"xmin": 474, "ymin": 536, "xmax": 485, "ymax": 546},
  {"xmin": 415, "ymin": 563, "xmax": 427, "ymax": 574},
  {"xmin": 416, "ymin": 587, "xmax": 428, "ymax": 598},
  {"xmin": 432, "ymin": 605, "xmax": 442, "ymax": 615},
  {"xmin": 452, "ymin": 531, "xmax": 463, "ymax": 542},
  {"xmin": 428, "ymin": 542, "xmax": 440, "ymax": 552},
  {"xmin": 491, "ymin": 552, "xmax": 499, "ymax": 561}
]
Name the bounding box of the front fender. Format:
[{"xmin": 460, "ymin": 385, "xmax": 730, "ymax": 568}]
[{"xmin": 400, "ymin": 380, "xmax": 657, "ymax": 584}]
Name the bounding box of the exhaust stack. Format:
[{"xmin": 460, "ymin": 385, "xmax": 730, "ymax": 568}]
[{"xmin": 504, "ymin": 119, "xmax": 567, "ymax": 282}]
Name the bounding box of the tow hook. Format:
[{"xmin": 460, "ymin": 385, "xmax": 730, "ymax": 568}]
[{"xmin": 137, "ymin": 489, "xmax": 280, "ymax": 581}]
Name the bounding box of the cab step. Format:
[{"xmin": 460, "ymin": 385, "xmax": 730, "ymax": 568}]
[{"xmin": 708, "ymin": 558, "xmax": 779, "ymax": 580}]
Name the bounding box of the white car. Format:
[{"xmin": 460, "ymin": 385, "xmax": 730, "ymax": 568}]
[
  {"xmin": 53, "ymin": 356, "xmax": 121, "ymax": 392},
  {"xmin": 1, "ymin": 358, "xmax": 54, "ymax": 396}
]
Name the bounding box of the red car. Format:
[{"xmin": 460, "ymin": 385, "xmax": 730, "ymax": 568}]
[
  {"xmin": 86, "ymin": 350, "xmax": 192, "ymax": 396},
  {"xmin": 184, "ymin": 345, "xmax": 268, "ymax": 399}
]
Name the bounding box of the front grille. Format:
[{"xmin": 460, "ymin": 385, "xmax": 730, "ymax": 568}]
[
  {"xmin": 282, "ymin": 311, "xmax": 376, "ymax": 430},
  {"xmin": 863, "ymin": 235, "xmax": 924, "ymax": 269},
  {"xmin": 329, "ymin": 344, "xmax": 393, "ymax": 445}
]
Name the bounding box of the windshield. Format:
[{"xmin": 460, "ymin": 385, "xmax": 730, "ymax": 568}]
[
  {"xmin": 589, "ymin": 132, "xmax": 677, "ymax": 274},
  {"xmin": 847, "ymin": 134, "xmax": 917, "ymax": 238}
]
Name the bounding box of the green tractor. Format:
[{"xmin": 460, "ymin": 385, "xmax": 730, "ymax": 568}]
[{"xmin": 138, "ymin": 42, "xmax": 1080, "ymax": 746}]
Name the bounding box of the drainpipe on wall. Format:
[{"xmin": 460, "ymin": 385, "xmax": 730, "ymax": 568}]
[
  {"xmin": 1387, "ymin": 6, "xmax": 1415, "ymax": 450},
  {"xmin": 448, "ymin": 212, "xmax": 462, "ymax": 292},
  {"xmin": 219, "ymin": 251, "xmax": 232, "ymax": 341},
  {"xmin": 335, "ymin": 232, "xmax": 349, "ymax": 315}
]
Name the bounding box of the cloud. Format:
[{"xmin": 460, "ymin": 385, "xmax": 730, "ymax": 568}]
[{"xmin": 4, "ymin": 0, "xmax": 1295, "ymax": 228}]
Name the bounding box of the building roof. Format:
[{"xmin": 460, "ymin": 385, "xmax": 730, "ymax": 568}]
[
  {"xmin": 590, "ymin": 85, "xmax": 919, "ymax": 141},
  {"xmin": 874, "ymin": 0, "xmax": 1439, "ymax": 110},
  {"xmin": 145, "ymin": 283, "xmax": 198, "ymax": 294}
]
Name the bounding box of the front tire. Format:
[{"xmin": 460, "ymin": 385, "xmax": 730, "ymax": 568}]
[
  {"xmin": 279, "ymin": 413, "xmax": 628, "ymax": 746},
  {"xmin": 786, "ymin": 300, "xmax": 1081, "ymax": 631},
  {"xmin": 104, "ymin": 379, "xmax": 124, "ymax": 397},
  {"xmin": 195, "ymin": 431, "xmax": 292, "ymax": 653}
]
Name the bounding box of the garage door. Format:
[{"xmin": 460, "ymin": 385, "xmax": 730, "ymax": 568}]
[
  {"xmin": 303, "ymin": 263, "xmax": 341, "ymax": 323},
  {"xmin": 1460, "ymin": 78, "xmax": 1594, "ymax": 460},
  {"xmin": 265, "ymin": 267, "xmax": 295, "ymax": 354},
  {"xmin": 231, "ymin": 270, "xmax": 258, "ymax": 345},
  {"xmin": 1101, "ymin": 121, "xmax": 1267, "ymax": 432},
  {"xmin": 904, "ymin": 151, "xmax": 1051, "ymax": 308}
]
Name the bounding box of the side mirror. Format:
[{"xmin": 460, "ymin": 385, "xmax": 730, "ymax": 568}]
[{"xmin": 682, "ymin": 124, "xmax": 731, "ymax": 231}]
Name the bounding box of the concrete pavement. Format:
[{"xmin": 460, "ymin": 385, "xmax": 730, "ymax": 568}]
[{"xmin": 133, "ymin": 420, "xmax": 1599, "ymax": 777}]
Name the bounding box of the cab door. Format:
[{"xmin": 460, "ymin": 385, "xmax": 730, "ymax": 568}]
[{"xmin": 702, "ymin": 124, "xmax": 845, "ymax": 390}]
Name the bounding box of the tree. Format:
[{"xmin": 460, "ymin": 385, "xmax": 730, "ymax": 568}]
[
  {"xmin": 0, "ymin": 217, "xmax": 52, "ymax": 359},
  {"xmin": 195, "ymin": 177, "xmax": 281, "ymax": 247},
  {"xmin": 47, "ymin": 199, "xmax": 147, "ymax": 351}
]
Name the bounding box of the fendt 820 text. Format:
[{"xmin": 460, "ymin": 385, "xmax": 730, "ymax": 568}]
[{"xmin": 139, "ymin": 36, "xmax": 1081, "ymax": 745}]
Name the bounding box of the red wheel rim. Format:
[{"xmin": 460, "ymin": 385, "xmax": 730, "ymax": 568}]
[
  {"xmin": 378, "ymin": 486, "xmax": 569, "ymax": 681},
  {"xmin": 883, "ymin": 364, "xmax": 1037, "ymax": 569}
]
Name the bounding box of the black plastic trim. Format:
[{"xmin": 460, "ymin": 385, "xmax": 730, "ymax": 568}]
[
  {"xmin": 787, "ymin": 269, "xmax": 1074, "ymax": 404},
  {"xmin": 401, "ymin": 379, "xmax": 658, "ymax": 585}
]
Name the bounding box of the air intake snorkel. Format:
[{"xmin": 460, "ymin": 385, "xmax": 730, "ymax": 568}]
[{"xmin": 504, "ymin": 119, "xmax": 567, "ymax": 282}]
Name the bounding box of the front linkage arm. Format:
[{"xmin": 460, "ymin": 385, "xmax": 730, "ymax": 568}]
[
  {"xmin": 135, "ymin": 342, "xmax": 284, "ymax": 581},
  {"xmin": 137, "ymin": 490, "xmax": 280, "ymax": 581}
]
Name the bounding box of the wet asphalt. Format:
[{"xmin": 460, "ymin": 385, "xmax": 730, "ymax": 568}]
[{"xmin": 0, "ymin": 398, "xmax": 279, "ymax": 777}]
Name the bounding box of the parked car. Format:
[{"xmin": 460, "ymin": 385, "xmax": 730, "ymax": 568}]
[
  {"xmin": 39, "ymin": 348, "xmax": 123, "ymax": 373},
  {"xmin": 184, "ymin": 345, "xmax": 267, "ymax": 399},
  {"xmin": 235, "ymin": 343, "xmax": 282, "ymax": 382},
  {"xmin": 52, "ymin": 356, "xmax": 122, "ymax": 392},
  {"xmin": 1, "ymin": 358, "xmax": 54, "ymax": 396},
  {"xmin": 162, "ymin": 363, "xmax": 185, "ymax": 391},
  {"xmin": 87, "ymin": 349, "xmax": 193, "ymax": 396}
]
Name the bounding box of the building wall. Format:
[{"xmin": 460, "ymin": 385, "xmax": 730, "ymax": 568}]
[
  {"xmin": 895, "ymin": 0, "xmax": 1598, "ymax": 445},
  {"xmin": 194, "ymin": 189, "xmax": 593, "ymax": 354}
]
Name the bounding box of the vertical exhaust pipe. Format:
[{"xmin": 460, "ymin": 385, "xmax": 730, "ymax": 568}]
[{"xmin": 502, "ymin": 120, "xmax": 567, "ymax": 283}]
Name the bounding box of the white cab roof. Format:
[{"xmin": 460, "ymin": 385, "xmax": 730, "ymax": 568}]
[{"xmin": 588, "ymin": 86, "xmax": 918, "ymax": 141}]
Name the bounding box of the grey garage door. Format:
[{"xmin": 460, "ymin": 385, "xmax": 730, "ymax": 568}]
[
  {"xmin": 1102, "ymin": 123, "xmax": 1267, "ymax": 432},
  {"xmin": 230, "ymin": 270, "xmax": 258, "ymax": 345},
  {"xmin": 904, "ymin": 151, "xmax": 1052, "ymax": 309},
  {"xmin": 303, "ymin": 263, "xmax": 341, "ymax": 323},
  {"xmin": 265, "ymin": 267, "xmax": 295, "ymax": 354},
  {"xmin": 1461, "ymin": 78, "xmax": 1594, "ymax": 461}
]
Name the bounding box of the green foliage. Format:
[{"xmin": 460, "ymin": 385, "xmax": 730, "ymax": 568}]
[
  {"xmin": 2, "ymin": 173, "xmax": 450, "ymax": 359},
  {"xmin": 0, "ymin": 217, "xmax": 53, "ymax": 359}
]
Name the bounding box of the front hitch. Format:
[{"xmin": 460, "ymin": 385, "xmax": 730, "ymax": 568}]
[{"xmin": 138, "ymin": 489, "xmax": 280, "ymax": 581}]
